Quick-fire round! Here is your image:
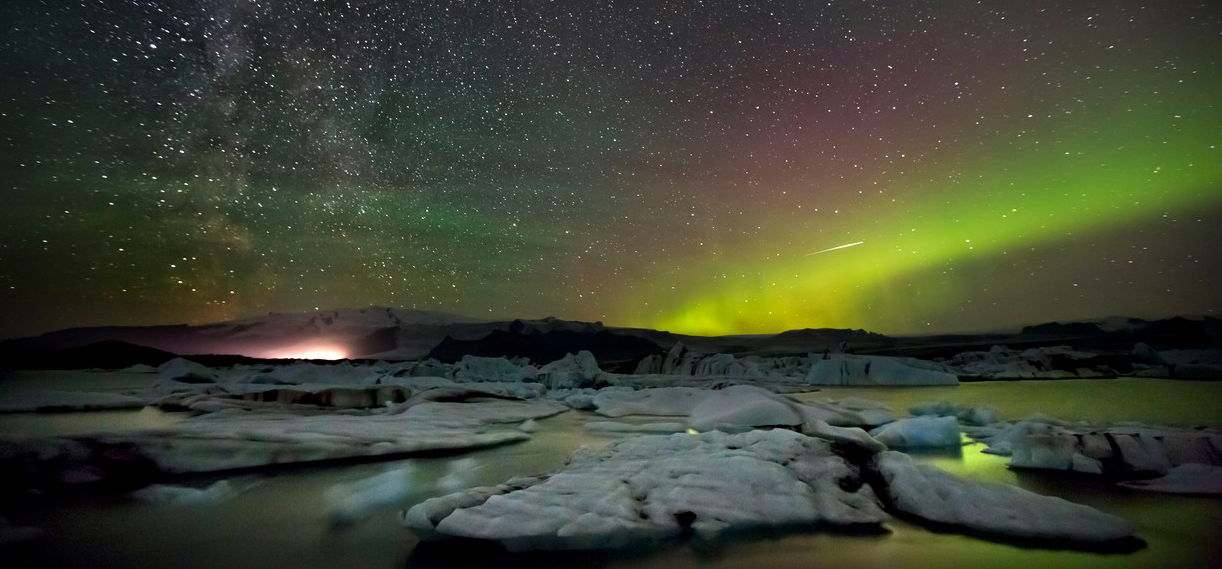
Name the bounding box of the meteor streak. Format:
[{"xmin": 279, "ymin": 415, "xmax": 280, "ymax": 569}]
[{"xmin": 806, "ymin": 241, "xmax": 864, "ymax": 256}]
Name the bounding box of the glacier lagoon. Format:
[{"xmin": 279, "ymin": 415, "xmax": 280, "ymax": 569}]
[{"xmin": 2, "ymin": 372, "xmax": 1220, "ymax": 569}]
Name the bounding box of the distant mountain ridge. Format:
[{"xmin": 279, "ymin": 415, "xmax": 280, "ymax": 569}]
[{"xmin": 1, "ymin": 306, "xmax": 1217, "ymax": 369}]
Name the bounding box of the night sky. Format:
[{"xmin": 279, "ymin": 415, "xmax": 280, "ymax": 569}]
[{"xmin": 2, "ymin": 0, "xmax": 1219, "ymax": 338}]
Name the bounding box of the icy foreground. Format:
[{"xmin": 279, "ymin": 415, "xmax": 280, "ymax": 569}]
[
  {"xmin": 1116, "ymin": 464, "xmax": 1222, "ymax": 495},
  {"xmin": 405, "ymin": 429, "xmax": 1138, "ymax": 551},
  {"xmin": 405, "ymin": 429, "xmax": 885, "ymax": 551},
  {"xmin": 1, "ymin": 399, "xmax": 566, "ymax": 484},
  {"xmin": 869, "ymin": 416, "xmax": 961, "ymax": 448},
  {"xmin": 871, "ymin": 451, "xmax": 1134, "ymax": 543},
  {"xmin": 967, "ymin": 418, "xmax": 1222, "ymax": 477},
  {"xmin": 116, "ymin": 399, "xmax": 565, "ymax": 473},
  {"xmin": 0, "ymin": 389, "xmax": 145, "ymax": 412}
]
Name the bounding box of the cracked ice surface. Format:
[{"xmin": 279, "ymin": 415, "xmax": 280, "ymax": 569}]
[
  {"xmin": 87, "ymin": 399, "xmax": 567, "ymax": 473},
  {"xmin": 405, "ymin": 429, "xmax": 885, "ymax": 551}
]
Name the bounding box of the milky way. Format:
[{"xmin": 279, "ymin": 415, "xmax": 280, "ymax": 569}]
[{"xmin": 1, "ymin": 0, "xmax": 1219, "ymax": 337}]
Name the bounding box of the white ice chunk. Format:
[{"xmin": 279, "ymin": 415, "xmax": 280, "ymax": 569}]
[
  {"xmin": 538, "ymin": 351, "xmax": 604, "ymax": 389},
  {"xmin": 1117, "ymin": 464, "xmax": 1222, "ymax": 495},
  {"xmin": 871, "ymin": 451, "xmax": 1135, "ymax": 544},
  {"xmin": 453, "ymin": 356, "xmax": 539, "ymax": 383},
  {"xmin": 584, "ymin": 421, "xmax": 687, "ymax": 434},
  {"xmin": 592, "ymin": 387, "xmax": 711, "ymax": 417},
  {"xmin": 130, "ymin": 480, "xmax": 235, "ymax": 506},
  {"xmin": 156, "ymin": 357, "xmax": 219, "ymax": 384},
  {"xmin": 687, "ymin": 385, "xmax": 803, "ymax": 432},
  {"xmin": 0, "ymin": 389, "xmax": 145, "ymax": 412},
  {"xmin": 436, "ymin": 457, "xmax": 482, "ymax": 494},
  {"xmin": 325, "ymin": 467, "xmax": 416, "ymax": 526},
  {"xmin": 405, "ymin": 429, "xmax": 885, "ymax": 551},
  {"xmin": 805, "ymin": 354, "xmax": 958, "ymax": 386},
  {"xmin": 0, "ymin": 517, "xmax": 43, "ymax": 546},
  {"xmin": 869, "ymin": 416, "xmax": 961, "ymax": 448},
  {"xmin": 909, "ymin": 401, "xmax": 1000, "ymax": 426}
]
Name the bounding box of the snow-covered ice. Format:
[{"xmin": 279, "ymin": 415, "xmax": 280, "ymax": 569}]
[
  {"xmin": 325, "ymin": 466, "xmax": 416, "ymax": 526},
  {"xmin": 538, "ymin": 351, "xmax": 604, "ymax": 389},
  {"xmin": 0, "ymin": 516, "xmax": 43, "ymax": 546},
  {"xmin": 871, "ymin": 451, "xmax": 1135, "ymax": 544},
  {"xmin": 404, "ymin": 429, "xmax": 885, "ymax": 551},
  {"xmin": 909, "ymin": 401, "xmax": 1000, "ymax": 426},
  {"xmin": 130, "ymin": 480, "xmax": 235, "ymax": 506},
  {"xmin": 805, "ymin": 354, "xmax": 959, "ymax": 386},
  {"xmin": 798, "ymin": 397, "xmax": 896, "ymax": 427},
  {"xmin": 592, "ymin": 387, "xmax": 710, "ymax": 417},
  {"xmin": 71, "ymin": 399, "xmax": 567, "ymax": 474},
  {"xmin": 406, "ymin": 429, "xmax": 1140, "ymax": 551},
  {"xmin": 869, "ymin": 416, "xmax": 961, "ymax": 448},
  {"xmin": 969, "ymin": 417, "xmax": 1222, "ymax": 476},
  {"xmin": 944, "ymin": 345, "xmax": 1111, "ymax": 380},
  {"xmin": 686, "ymin": 385, "xmax": 803, "ymax": 432},
  {"xmin": 0, "ymin": 389, "xmax": 146, "ymax": 412},
  {"xmin": 1116, "ymin": 464, "xmax": 1222, "ymax": 495},
  {"xmin": 584, "ymin": 421, "xmax": 687, "ymax": 434}
]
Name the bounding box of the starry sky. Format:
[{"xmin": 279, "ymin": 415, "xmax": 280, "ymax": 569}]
[{"xmin": 1, "ymin": 0, "xmax": 1219, "ymax": 339}]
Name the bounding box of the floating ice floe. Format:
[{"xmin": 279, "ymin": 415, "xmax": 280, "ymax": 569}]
[
  {"xmin": 870, "ymin": 451, "xmax": 1135, "ymax": 544},
  {"xmin": 0, "ymin": 389, "xmax": 146, "ymax": 413},
  {"xmin": 967, "ymin": 417, "xmax": 1222, "ymax": 477},
  {"xmin": 806, "ymin": 354, "xmax": 958, "ymax": 386},
  {"xmin": 869, "ymin": 416, "xmax": 961, "ymax": 448},
  {"xmin": 944, "ymin": 345, "xmax": 1113, "ymax": 380},
  {"xmin": 0, "ymin": 516, "xmax": 43, "ymax": 546},
  {"xmin": 325, "ymin": 466, "xmax": 416, "ymax": 526},
  {"xmin": 453, "ymin": 356, "xmax": 539, "ymax": 383},
  {"xmin": 593, "ymin": 386, "xmax": 894, "ymax": 430},
  {"xmin": 1131, "ymin": 347, "xmax": 1222, "ymax": 380},
  {"xmin": 538, "ymin": 351, "xmax": 605, "ymax": 389},
  {"xmin": 584, "ymin": 421, "xmax": 687, "ymax": 434},
  {"xmin": 686, "ymin": 385, "xmax": 804, "ymax": 432},
  {"xmin": 404, "ymin": 429, "xmax": 886, "ymax": 551},
  {"xmin": 9, "ymin": 399, "xmax": 568, "ymax": 480},
  {"xmin": 405, "ymin": 429, "xmax": 1138, "ymax": 551},
  {"xmin": 1116, "ymin": 464, "xmax": 1222, "ymax": 495},
  {"xmin": 909, "ymin": 401, "xmax": 1000, "ymax": 427},
  {"xmin": 130, "ymin": 480, "xmax": 235, "ymax": 506},
  {"xmin": 798, "ymin": 397, "xmax": 896, "ymax": 428},
  {"xmin": 545, "ymin": 388, "xmax": 598, "ymax": 410},
  {"xmin": 592, "ymin": 387, "xmax": 710, "ymax": 417}
]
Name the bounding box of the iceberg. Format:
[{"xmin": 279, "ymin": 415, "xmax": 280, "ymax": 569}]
[
  {"xmin": 686, "ymin": 385, "xmax": 804, "ymax": 432},
  {"xmin": 584, "ymin": 421, "xmax": 688, "ymax": 434},
  {"xmin": 1116, "ymin": 464, "xmax": 1222, "ymax": 495},
  {"xmin": 909, "ymin": 401, "xmax": 1000, "ymax": 426},
  {"xmin": 405, "ymin": 429, "xmax": 1139, "ymax": 552},
  {"xmin": 538, "ymin": 351, "xmax": 604, "ymax": 389},
  {"xmin": 12, "ymin": 399, "xmax": 568, "ymax": 480},
  {"xmin": 0, "ymin": 389, "xmax": 145, "ymax": 412},
  {"xmin": 869, "ymin": 416, "xmax": 961, "ymax": 448},
  {"xmin": 453, "ymin": 356, "xmax": 539, "ymax": 383},
  {"xmin": 968, "ymin": 418, "xmax": 1222, "ymax": 476},
  {"xmin": 325, "ymin": 466, "xmax": 416, "ymax": 526},
  {"xmin": 871, "ymin": 451, "xmax": 1135, "ymax": 544},
  {"xmin": 592, "ymin": 387, "xmax": 711, "ymax": 417},
  {"xmin": 130, "ymin": 480, "xmax": 235, "ymax": 506},
  {"xmin": 805, "ymin": 354, "xmax": 958, "ymax": 386},
  {"xmin": 404, "ymin": 429, "xmax": 885, "ymax": 551}
]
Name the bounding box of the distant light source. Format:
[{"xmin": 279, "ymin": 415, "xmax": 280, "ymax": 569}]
[{"xmin": 269, "ymin": 345, "xmax": 348, "ymax": 360}]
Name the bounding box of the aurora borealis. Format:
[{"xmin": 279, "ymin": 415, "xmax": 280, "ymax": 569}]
[{"xmin": 1, "ymin": 0, "xmax": 1219, "ymax": 338}]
